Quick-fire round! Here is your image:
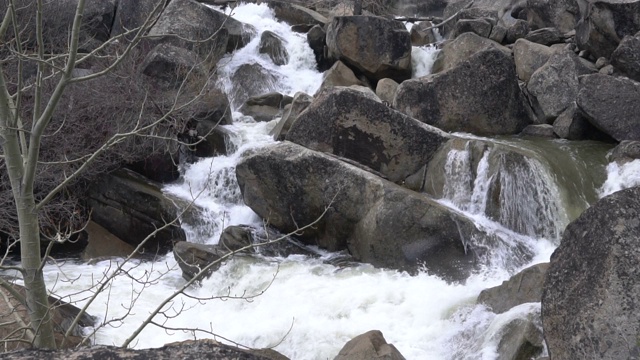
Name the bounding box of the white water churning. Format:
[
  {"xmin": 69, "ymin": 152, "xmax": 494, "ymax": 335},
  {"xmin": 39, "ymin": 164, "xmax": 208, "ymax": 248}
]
[{"xmin": 27, "ymin": 4, "xmax": 618, "ymax": 359}]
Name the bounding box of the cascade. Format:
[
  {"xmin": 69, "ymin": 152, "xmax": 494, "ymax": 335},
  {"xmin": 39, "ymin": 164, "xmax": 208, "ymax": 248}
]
[{"xmin": 8, "ymin": 3, "xmax": 628, "ymax": 359}]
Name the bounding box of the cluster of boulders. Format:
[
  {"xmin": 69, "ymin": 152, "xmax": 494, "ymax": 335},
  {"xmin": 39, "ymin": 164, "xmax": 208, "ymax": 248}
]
[{"xmin": 5, "ymin": 0, "xmax": 640, "ymax": 358}]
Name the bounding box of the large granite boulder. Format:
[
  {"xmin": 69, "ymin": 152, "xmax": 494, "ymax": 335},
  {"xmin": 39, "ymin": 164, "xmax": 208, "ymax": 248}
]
[
  {"xmin": 326, "ymin": 16, "xmax": 412, "ymax": 82},
  {"xmin": 394, "ymin": 48, "xmax": 532, "ymax": 136},
  {"xmin": 410, "ymin": 21, "xmax": 438, "ymax": 46},
  {"xmin": 527, "ymin": 51, "xmax": 580, "ymax": 122},
  {"xmin": 526, "ymin": 0, "xmax": 581, "ymax": 34},
  {"xmin": 148, "ymin": 0, "xmax": 228, "ymax": 67},
  {"xmin": 542, "ymin": 186, "xmax": 640, "ymax": 360},
  {"xmin": 432, "ymin": 32, "xmax": 511, "ymax": 74},
  {"xmin": 0, "ymin": 283, "xmax": 95, "ymax": 351},
  {"xmin": 576, "ymin": 73, "xmax": 640, "ymax": 141},
  {"xmin": 334, "ymin": 330, "xmax": 406, "ymax": 360},
  {"xmin": 87, "ymin": 169, "xmax": 186, "ymax": 255},
  {"xmin": 287, "ymin": 87, "xmax": 449, "ymax": 183},
  {"xmin": 238, "ymin": 92, "xmax": 293, "ymax": 122},
  {"xmin": 477, "ymin": 263, "xmax": 549, "ymax": 314},
  {"xmin": 236, "ymin": 142, "xmax": 500, "ymax": 281},
  {"xmin": 553, "ymin": 102, "xmax": 609, "ymax": 141},
  {"xmin": 140, "ymin": 44, "xmax": 204, "ymax": 89},
  {"xmin": 3, "ymin": 339, "xmax": 289, "ymax": 359},
  {"xmin": 513, "ymin": 38, "xmax": 554, "ymax": 82},
  {"xmin": 611, "ymin": 32, "xmax": 640, "ymax": 82},
  {"xmin": 495, "ymin": 310, "xmax": 545, "ymax": 360},
  {"xmin": 576, "ymin": 0, "xmax": 640, "ymax": 60}
]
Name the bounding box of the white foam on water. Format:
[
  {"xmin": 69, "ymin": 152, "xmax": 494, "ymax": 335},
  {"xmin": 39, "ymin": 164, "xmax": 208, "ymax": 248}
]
[{"xmin": 599, "ymin": 159, "xmax": 640, "ymax": 197}]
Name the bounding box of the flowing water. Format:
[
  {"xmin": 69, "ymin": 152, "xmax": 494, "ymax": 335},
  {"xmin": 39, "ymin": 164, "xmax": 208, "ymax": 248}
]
[{"xmin": 13, "ymin": 4, "xmax": 637, "ymax": 359}]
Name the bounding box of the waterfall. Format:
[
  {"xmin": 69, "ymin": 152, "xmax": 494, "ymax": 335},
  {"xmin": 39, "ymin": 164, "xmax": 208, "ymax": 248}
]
[{"xmin": 16, "ymin": 4, "xmax": 620, "ymax": 359}]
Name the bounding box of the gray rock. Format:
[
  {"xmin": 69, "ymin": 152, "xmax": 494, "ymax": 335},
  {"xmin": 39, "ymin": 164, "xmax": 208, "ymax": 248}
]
[
  {"xmin": 87, "ymin": 169, "xmax": 186, "ymax": 255},
  {"xmin": 553, "ymin": 102, "xmax": 608, "ymax": 141},
  {"xmin": 229, "ymin": 63, "xmax": 279, "ymax": 108},
  {"xmin": 595, "ymin": 56, "xmax": 610, "ymax": 69},
  {"xmin": 577, "ymin": 73, "xmax": 640, "ymax": 141},
  {"xmin": 334, "ymin": 330, "xmax": 406, "ymax": 360},
  {"xmin": 326, "ymin": 16, "xmax": 412, "ymax": 82},
  {"xmin": 82, "ymin": 221, "xmax": 136, "ymax": 261},
  {"xmin": 477, "ymin": 263, "xmax": 549, "ymax": 314},
  {"xmin": 141, "ymin": 44, "xmax": 204, "ymax": 89},
  {"xmin": 542, "ymin": 186, "xmax": 640, "ymax": 360},
  {"xmin": 217, "ymin": 12, "xmax": 257, "ymax": 53},
  {"xmin": 599, "ymin": 64, "xmax": 615, "ymax": 75},
  {"xmin": 268, "ymin": 1, "xmax": 328, "ymax": 27},
  {"xmin": 375, "ymin": 78, "xmax": 399, "ymax": 104},
  {"xmin": 148, "ymin": 0, "xmax": 228, "ymax": 68},
  {"xmin": 526, "ymin": 0, "xmax": 581, "ymax": 34},
  {"xmin": 453, "ymin": 18, "xmax": 493, "ymax": 39},
  {"xmin": 496, "ymin": 315, "xmax": 545, "ymax": 360},
  {"xmin": 238, "ymin": 92, "xmax": 293, "ymax": 122},
  {"xmin": 410, "ymin": 21, "xmax": 438, "ymax": 46},
  {"xmin": 395, "ymin": 48, "xmax": 532, "ymax": 136},
  {"xmin": 271, "ymin": 92, "xmax": 314, "ymax": 141},
  {"xmin": 174, "ymin": 241, "xmax": 227, "ymax": 281},
  {"xmin": 527, "ymin": 51, "xmax": 579, "ymax": 122},
  {"xmin": 513, "ymin": 38, "xmax": 554, "ymax": 82},
  {"xmin": 489, "ymin": 24, "xmax": 507, "ymax": 43},
  {"xmin": 520, "ymin": 124, "xmax": 557, "ymax": 138},
  {"xmin": 317, "ymin": 61, "xmax": 368, "ymax": 92},
  {"xmin": 441, "ymin": 4, "xmax": 498, "ymax": 38},
  {"xmin": 524, "ymin": 27, "xmax": 564, "ymax": 46},
  {"xmin": 236, "ymin": 142, "xmax": 496, "ymax": 280},
  {"xmin": 287, "ymin": 87, "xmax": 449, "ymax": 183},
  {"xmin": 576, "ymin": 0, "xmax": 640, "ymax": 60},
  {"xmin": 607, "ymin": 140, "xmax": 640, "ymax": 162},
  {"xmin": 111, "ymin": 0, "xmax": 165, "ymax": 40},
  {"xmin": 432, "ymin": 32, "xmax": 511, "ymax": 73},
  {"xmin": 611, "ymin": 33, "xmax": 640, "ymax": 82},
  {"xmin": 505, "ymin": 19, "xmax": 529, "ymax": 44},
  {"xmin": 3, "ymin": 339, "xmax": 289, "ymax": 359},
  {"xmin": 259, "ymin": 30, "xmax": 289, "ymax": 66}
]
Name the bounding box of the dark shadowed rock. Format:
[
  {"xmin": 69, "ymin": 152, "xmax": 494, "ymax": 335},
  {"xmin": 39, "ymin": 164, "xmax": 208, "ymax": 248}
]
[
  {"xmin": 141, "ymin": 44, "xmax": 204, "ymax": 89},
  {"xmin": 432, "ymin": 32, "xmax": 511, "ymax": 74},
  {"xmin": 174, "ymin": 241, "xmax": 227, "ymax": 280},
  {"xmin": 271, "ymin": 92, "xmax": 314, "ymax": 141},
  {"xmin": 513, "ymin": 38, "xmax": 554, "ymax": 82},
  {"xmin": 478, "ymin": 263, "xmax": 549, "ymax": 314},
  {"xmin": 505, "ymin": 19, "xmax": 529, "ymax": 44},
  {"xmin": 520, "ymin": 124, "xmax": 557, "ymax": 138},
  {"xmin": 611, "ymin": 32, "xmax": 640, "ymax": 82},
  {"xmin": 453, "ymin": 18, "xmax": 493, "ymax": 39},
  {"xmin": 148, "ymin": 0, "xmax": 228, "ymax": 67},
  {"xmin": 576, "ymin": 0, "xmax": 640, "ymax": 60},
  {"xmin": 307, "ymin": 25, "xmax": 334, "ymax": 71},
  {"xmin": 111, "ymin": 0, "xmax": 167, "ymax": 40},
  {"xmin": 542, "ymin": 186, "xmax": 640, "ymax": 360},
  {"xmin": 334, "ymin": 330, "xmax": 406, "ymax": 360},
  {"xmin": 215, "ymin": 11, "xmax": 257, "ymax": 53},
  {"xmin": 553, "ymin": 102, "xmax": 609, "ymax": 141},
  {"xmin": 0, "ymin": 283, "xmax": 95, "ymax": 351},
  {"xmin": 526, "ymin": 0, "xmax": 581, "ymax": 34},
  {"xmin": 577, "ymin": 73, "xmax": 640, "ymax": 141},
  {"xmin": 395, "ymin": 48, "xmax": 532, "ymax": 136},
  {"xmin": 3, "ymin": 339, "xmax": 289, "ymax": 359},
  {"xmin": 87, "ymin": 169, "xmax": 186, "ymax": 255},
  {"xmin": 236, "ymin": 142, "xmax": 499, "ymax": 281},
  {"xmin": 524, "ymin": 27, "xmax": 564, "ymax": 46},
  {"xmin": 81, "ymin": 221, "xmax": 136, "ymax": 261},
  {"xmin": 238, "ymin": 92, "xmax": 293, "ymax": 122},
  {"xmin": 527, "ymin": 51, "xmax": 579, "ymax": 122},
  {"xmin": 326, "ymin": 16, "xmax": 412, "ymax": 82},
  {"xmin": 287, "ymin": 87, "xmax": 449, "ymax": 183},
  {"xmin": 259, "ymin": 30, "xmax": 289, "ymax": 66}
]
